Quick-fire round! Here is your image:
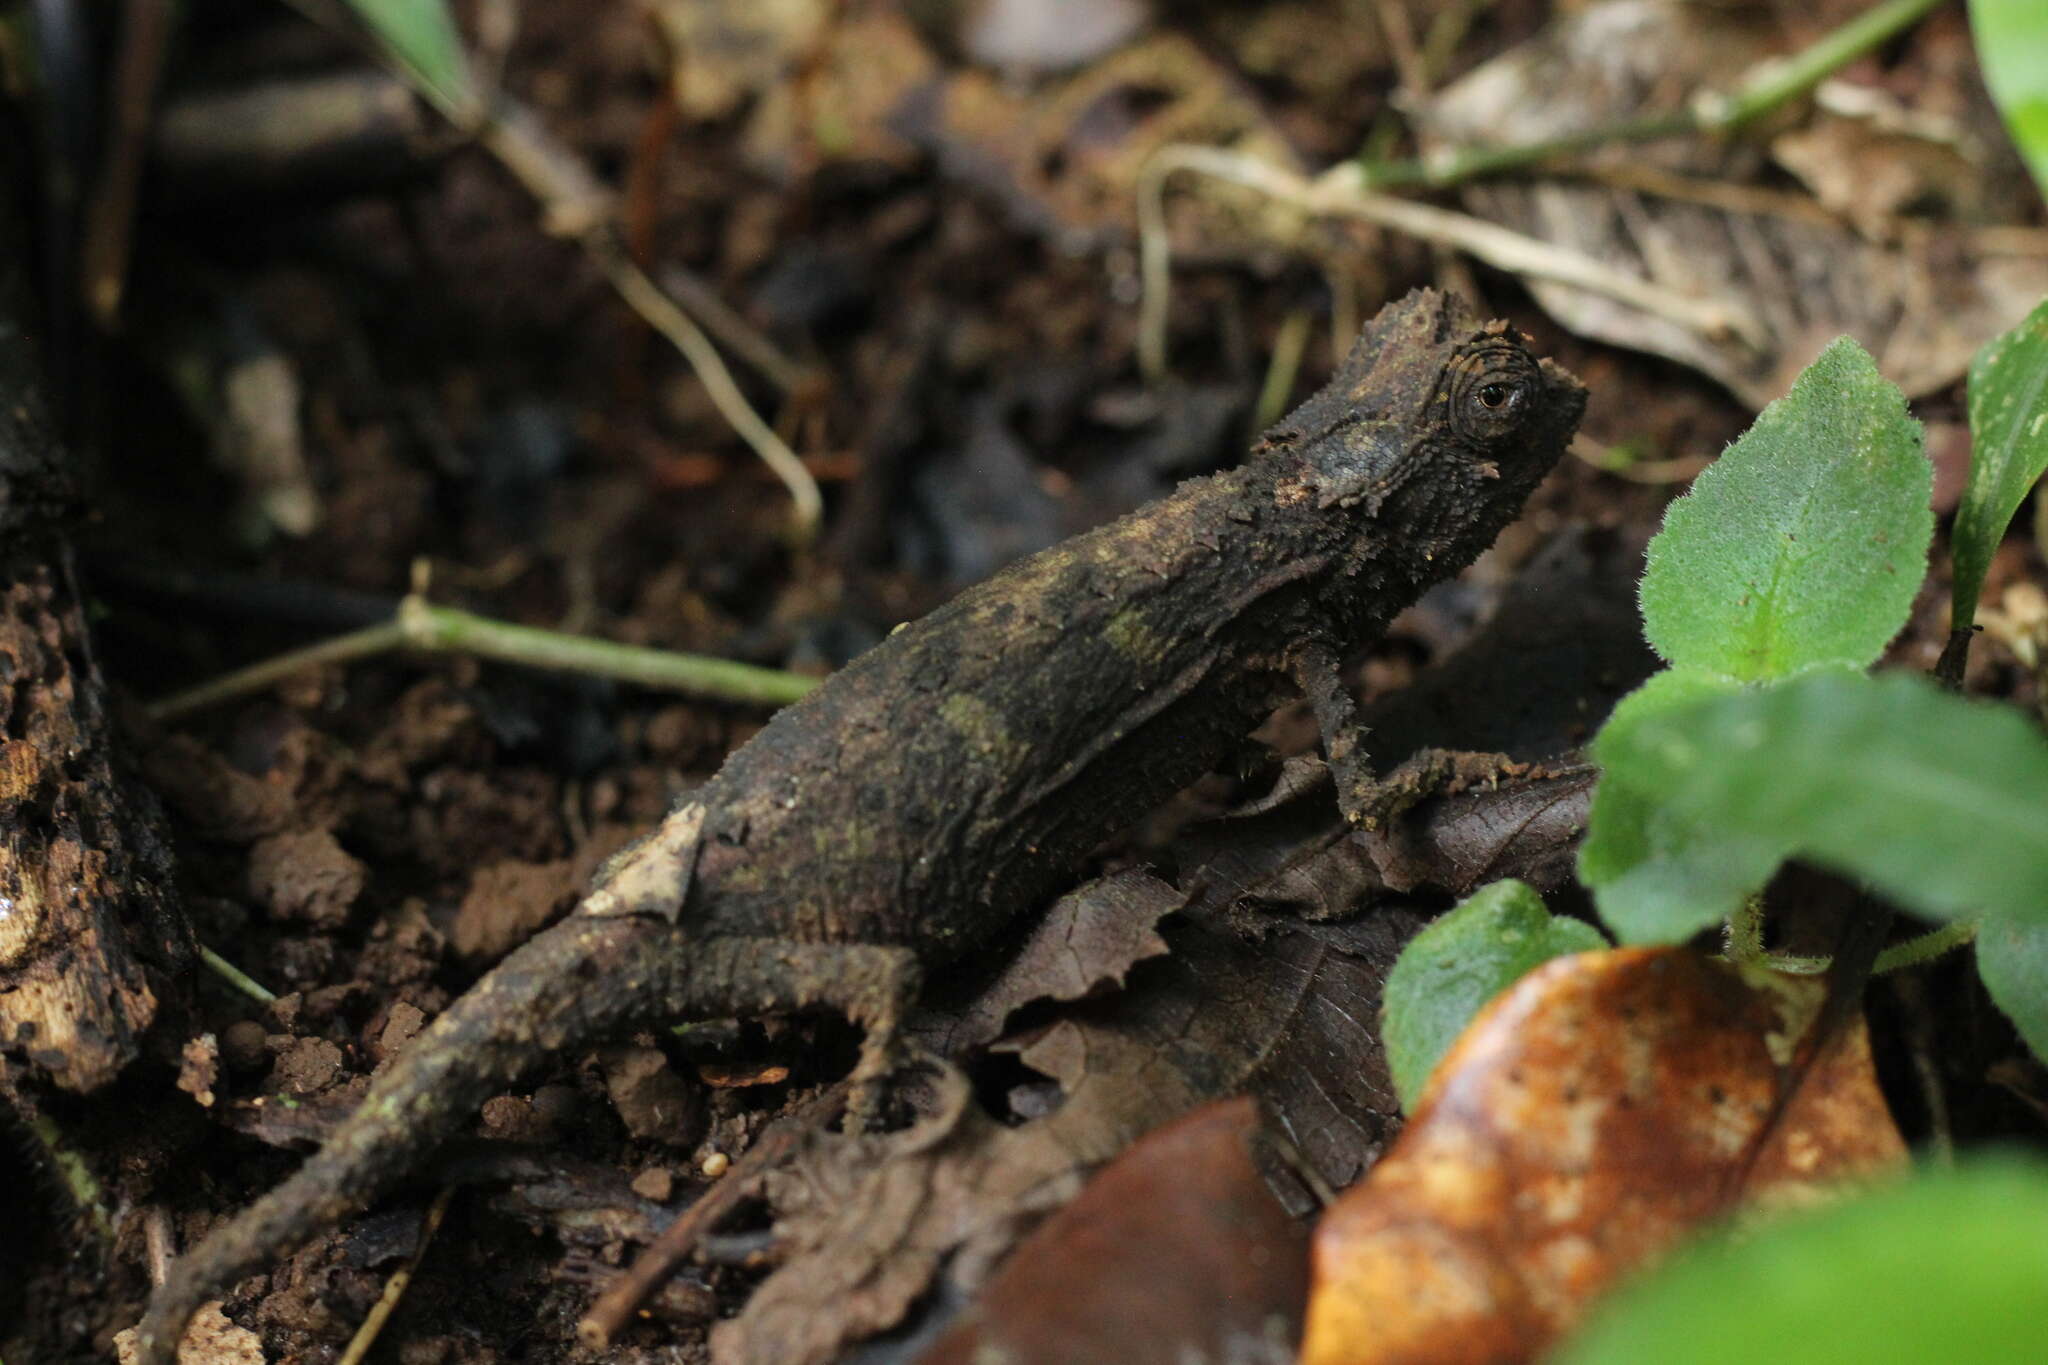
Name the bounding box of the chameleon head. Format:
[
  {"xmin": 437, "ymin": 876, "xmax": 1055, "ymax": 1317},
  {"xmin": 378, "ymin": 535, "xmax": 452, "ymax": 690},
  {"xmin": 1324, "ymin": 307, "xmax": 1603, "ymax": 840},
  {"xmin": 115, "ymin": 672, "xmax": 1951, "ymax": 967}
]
[{"xmin": 1262, "ymin": 288, "xmax": 1587, "ymax": 534}]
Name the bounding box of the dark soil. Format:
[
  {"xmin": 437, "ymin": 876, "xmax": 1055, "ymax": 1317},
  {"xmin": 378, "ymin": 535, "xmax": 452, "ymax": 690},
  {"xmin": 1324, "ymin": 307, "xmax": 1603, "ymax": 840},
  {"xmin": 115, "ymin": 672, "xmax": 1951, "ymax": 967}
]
[{"xmin": 3, "ymin": 2, "xmax": 2043, "ymax": 1362}]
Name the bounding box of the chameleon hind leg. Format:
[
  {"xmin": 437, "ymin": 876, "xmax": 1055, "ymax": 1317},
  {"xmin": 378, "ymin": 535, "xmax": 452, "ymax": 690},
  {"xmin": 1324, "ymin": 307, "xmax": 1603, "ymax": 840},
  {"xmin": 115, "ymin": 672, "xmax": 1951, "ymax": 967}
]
[
  {"xmin": 680, "ymin": 936, "xmax": 922, "ymax": 1131},
  {"xmin": 135, "ymin": 922, "xmax": 919, "ymax": 1365}
]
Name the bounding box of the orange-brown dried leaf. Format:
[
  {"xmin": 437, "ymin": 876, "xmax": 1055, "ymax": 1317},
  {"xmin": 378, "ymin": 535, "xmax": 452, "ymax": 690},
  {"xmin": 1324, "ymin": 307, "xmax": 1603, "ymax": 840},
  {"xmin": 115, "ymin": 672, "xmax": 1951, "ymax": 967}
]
[
  {"xmin": 917, "ymin": 1096, "xmax": 1309, "ymax": 1365},
  {"xmin": 1299, "ymin": 946, "xmax": 1905, "ymax": 1365}
]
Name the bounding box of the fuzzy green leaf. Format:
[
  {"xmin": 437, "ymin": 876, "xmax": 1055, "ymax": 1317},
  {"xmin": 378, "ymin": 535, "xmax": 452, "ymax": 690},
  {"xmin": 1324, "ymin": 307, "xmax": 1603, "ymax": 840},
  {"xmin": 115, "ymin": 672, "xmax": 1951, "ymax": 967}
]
[
  {"xmin": 1973, "ymin": 0, "xmax": 2048, "ymax": 199},
  {"xmin": 342, "ymin": 0, "xmax": 477, "ymax": 116},
  {"xmin": 1381, "ymin": 880, "xmax": 1606, "ymax": 1110},
  {"xmin": 1639, "ymin": 337, "xmax": 1931, "ymax": 681},
  {"xmin": 1556, "ymin": 1156, "xmax": 2048, "ymax": 1365},
  {"xmin": 1978, "ymin": 917, "xmax": 2048, "ymax": 1067},
  {"xmin": 1579, "ymin": 667, "xmax": 1760, "ymax": 943},
  {"xmin": 1594, "ymin": 670, "xmax": 2048, "ymax": 926},
  {"xmin": 1954, "ymin": 297, "xmax": 2048, "ymax": 628}
]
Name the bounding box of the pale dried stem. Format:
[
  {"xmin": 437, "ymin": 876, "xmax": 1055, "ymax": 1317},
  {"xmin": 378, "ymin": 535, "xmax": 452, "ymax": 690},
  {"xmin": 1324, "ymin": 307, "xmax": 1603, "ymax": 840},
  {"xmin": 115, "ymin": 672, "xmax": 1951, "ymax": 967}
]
[{"xmin": 1138, "ymin": 143, "xmax": 1759, "ymax": 382}]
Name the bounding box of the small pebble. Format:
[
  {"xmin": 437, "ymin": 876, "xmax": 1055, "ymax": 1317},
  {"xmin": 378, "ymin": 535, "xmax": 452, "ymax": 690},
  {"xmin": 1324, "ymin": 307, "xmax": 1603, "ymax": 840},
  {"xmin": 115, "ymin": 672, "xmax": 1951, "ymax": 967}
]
[{"xmin": 221, "ymin": 1019, "xmax": 270, "ymax": 1073}]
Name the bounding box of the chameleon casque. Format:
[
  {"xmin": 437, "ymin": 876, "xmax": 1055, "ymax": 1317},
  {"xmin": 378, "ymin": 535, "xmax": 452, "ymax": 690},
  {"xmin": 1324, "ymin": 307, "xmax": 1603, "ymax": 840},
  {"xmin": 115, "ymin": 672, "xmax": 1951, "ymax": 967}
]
[{"xmin": 137, "ymin": 288, "xmax": 1585, "ymax": 1358}]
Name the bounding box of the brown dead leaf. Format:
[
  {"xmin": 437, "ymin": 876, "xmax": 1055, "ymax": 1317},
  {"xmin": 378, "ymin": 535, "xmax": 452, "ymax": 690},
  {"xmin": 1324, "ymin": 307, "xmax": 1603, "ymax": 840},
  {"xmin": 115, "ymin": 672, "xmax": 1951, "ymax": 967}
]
[
  {"xmin": 1298, "ymin": 947, "xmax": 1906, "ymax": 1365},
  {"xmin": 1420, "ymin": 1, "xmax": 2048, "ymax": 405},
  {"xmin": 945, "ymin": 868, "xmax": 1178, "ymax": 1051},
  {"xmin": 916, "ymin": 1096, "xmax": 1308, "ymax": 1365},
  {"xmin": 891, "ymin": 32, "xmax": 1304, "ymax": 252},
  {"xmin": 711, "ymin": 897, "xmax": 1415, "ymax": 1365}
]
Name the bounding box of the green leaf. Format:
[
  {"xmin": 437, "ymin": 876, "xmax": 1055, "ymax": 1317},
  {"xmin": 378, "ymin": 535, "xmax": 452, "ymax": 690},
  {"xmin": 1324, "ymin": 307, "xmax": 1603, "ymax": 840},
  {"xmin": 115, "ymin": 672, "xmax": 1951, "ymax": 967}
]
[
  {"xmin": 1580, "ymin": 668, "xmax": 1761, "ymax": 944},
  {"xmin": 1639, "ymin": 337, "xmax": 1931, "ymax": 681},
  {"xmin": 1555, "ymin": 1156, "xmax": 2048, "ymax": 1365},
  {"xmin": 342, "ymin": 0, "xmax": 477, "ymax": 116},
  {"xmin": 1973, "ymin": 0, "xmax": 2048, "ymax": 199},
  {"xmin": 1954, "ymin": 297, "xmax": 2048, "ymax": 628},
  {"xmin": 1594, "ymin": 670, "xmax": 2048, "ymax": 926},
  {"xmin": 1381, "ymin": 880, "xmax": 1606, "ymax": 1110},
  {"xmin": 1978, "ymin": 917, "xmax": 2048, "ymax": 1066}
]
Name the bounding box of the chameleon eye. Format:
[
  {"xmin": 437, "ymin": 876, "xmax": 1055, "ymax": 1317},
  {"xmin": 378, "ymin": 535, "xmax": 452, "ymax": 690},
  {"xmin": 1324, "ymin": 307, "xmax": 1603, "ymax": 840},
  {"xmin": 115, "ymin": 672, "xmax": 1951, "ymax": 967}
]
[{"xmin": 1452, "ymin": 350, "xmax": 1538, "ymax": 439}]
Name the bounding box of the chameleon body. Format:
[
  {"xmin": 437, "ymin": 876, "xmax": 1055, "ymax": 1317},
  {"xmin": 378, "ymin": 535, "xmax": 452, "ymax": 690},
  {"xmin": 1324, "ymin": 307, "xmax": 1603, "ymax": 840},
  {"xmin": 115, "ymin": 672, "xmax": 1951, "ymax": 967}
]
[{"xmin": 137, "ymin": 289, "xmax": 1585, "ymax": 1359}]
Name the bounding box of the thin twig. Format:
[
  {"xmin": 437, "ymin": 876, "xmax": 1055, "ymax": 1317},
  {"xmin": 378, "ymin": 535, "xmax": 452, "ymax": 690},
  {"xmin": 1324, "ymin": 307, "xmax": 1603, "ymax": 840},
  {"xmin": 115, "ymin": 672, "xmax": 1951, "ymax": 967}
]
[
  {"xmin": 338, "ymin": 1186, "xmax": 456, "ymax": 1365},
  {"xmin": 198, "ymin": 945, "xmax": 278, "ymax": 1005},
  {"xmin": 148, "ymin": 596, "xmax": 818, "ymax": 721},
  {"xmin": 1137, "ymin": 143, "xmax": 1756, "ymax": 381},
  {"xmin": 1356, "ymin": 0, "xmax": 1945, "ymax": 190},
  {"xmin": 578, "ymin": 1088, "xmax": 843, "ymax": 1348},
  {"xmin": 81, "ymin": 0, "xmax": 172, "ymax": 325},
  {"xmin": 281, "ymin": 1, "xmax": 822, "ymax": 540}
]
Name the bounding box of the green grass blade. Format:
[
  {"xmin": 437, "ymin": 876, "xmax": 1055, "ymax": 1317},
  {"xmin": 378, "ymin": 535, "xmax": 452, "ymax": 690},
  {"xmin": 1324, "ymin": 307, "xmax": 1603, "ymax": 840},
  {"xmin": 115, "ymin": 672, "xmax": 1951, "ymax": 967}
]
[
  {"xmin": 1972, "ymin": 0, "xmax": 2048, "ymax": 198},
  {"xmin": 1954, "ymin": 297, "xmax": 2048, "ymax": 629},
  {"xmin": 338, "ymin": 0, "xmax": 476, "ymax": 117}
]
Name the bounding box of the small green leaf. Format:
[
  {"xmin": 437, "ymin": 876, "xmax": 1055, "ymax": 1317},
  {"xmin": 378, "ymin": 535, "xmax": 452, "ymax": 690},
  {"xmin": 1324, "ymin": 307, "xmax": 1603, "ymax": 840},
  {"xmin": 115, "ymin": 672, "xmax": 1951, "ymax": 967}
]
[
  {"xmin": 1973, "ymin": 0, "xmax": 2048, "ymax": 199},
  {"xmin": 1381, "ymin": 880, "xmax": 1606, "ymax": 1110},
  {"xmin": 1978, "ymin": 917, "xmax": 2048, "ymax": 1066},
  {"xmin": 1555, "ymin": 1156, "xmax": 2048, "ymax": 1365},
  {"xmin": 1639, "ymin": 337, "xmax": 1931, "ymax": 681},
  {"xmin": 1594, "ymin": 670, "xmax": 2048, "ymax": 926},
  {"xmin": 1580, "ymin": 668, "xmax": 1759, "ymax": 944},
  {"xmin": 1954, "ymin": 297, "xmax": 2048, "ymax": 628},
  {"xmin": 342, "ymin": 0, "xmax": 477, "ymax": 116}
]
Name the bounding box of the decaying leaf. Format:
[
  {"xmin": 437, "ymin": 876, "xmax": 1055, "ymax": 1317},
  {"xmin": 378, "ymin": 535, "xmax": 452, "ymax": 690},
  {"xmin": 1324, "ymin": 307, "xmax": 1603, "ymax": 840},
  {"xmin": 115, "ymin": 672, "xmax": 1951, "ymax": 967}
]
[
  {"xmin": 1298, "ymin": 946, "xmax": 1906, "ymax": 1365},
  {"xmin": 1420, "ymin": 0, "xmax": 2048, "ymax": 405},
  {"xmin": 889, "ymin": 32, "xmax": 1305, "ymax": 252},
  {"xmin": 916, "ymin": 1096, "xmax": 1308, "ymax": 1365},
  {"xmin": 945, "ymin": 868, "xmax": 1178, "ymax": 1051},
  {"xmin": 713, "ymin": 900, "xmax": 1415, "ymax": 1365}
]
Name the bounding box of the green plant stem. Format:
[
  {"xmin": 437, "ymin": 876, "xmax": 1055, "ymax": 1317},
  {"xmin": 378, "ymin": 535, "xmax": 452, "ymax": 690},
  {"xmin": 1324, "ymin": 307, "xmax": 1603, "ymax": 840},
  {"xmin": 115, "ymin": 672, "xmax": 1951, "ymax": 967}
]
[
  {"xmin": 1358, "ymin": 0, "xmax": 1945, "ymax": 190},
  {"xmin": 1875, "ymin": 919, "xmax": 1980, "ymax": 974},
  {"xmin": 199, "ymin": 945, "xmax": 278, "ymax": 1005},
  {"xmin": 152, "ymin": 621, "xmax": 408, "ymax": 720},
  {"xmin": 1251, "ymin": 307, "xmax": 1314, "ymax": 433},
  {"xmin": 149, "ymin": 597, "xmax": 819, "ymax": 721},
  {"xmin": 1724, "ymin": 894, "xmax": 1767, "ymax": 963},
  {"xmin": 26, "ymin": 1112, "xmax": 113, "ymax": 1243}
]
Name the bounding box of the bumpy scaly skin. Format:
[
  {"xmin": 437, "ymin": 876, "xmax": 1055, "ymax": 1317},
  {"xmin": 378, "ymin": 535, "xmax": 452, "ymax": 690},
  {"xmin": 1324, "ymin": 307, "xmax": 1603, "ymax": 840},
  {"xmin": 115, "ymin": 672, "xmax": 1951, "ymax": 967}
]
[{"xmin": 137, "ymin": 290, "xmax": 1584, "ymax": 1360}]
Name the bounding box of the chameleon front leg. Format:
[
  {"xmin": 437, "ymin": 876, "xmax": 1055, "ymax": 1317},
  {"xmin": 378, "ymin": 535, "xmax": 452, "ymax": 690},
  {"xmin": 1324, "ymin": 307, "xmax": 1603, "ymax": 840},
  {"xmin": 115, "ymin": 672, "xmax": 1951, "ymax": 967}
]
[
  {"xmin": 1290, "ymin": 640, "xmax": 1384, "ymax": 826},
  {"xmin": 1290, "ymin": 642, "xmax": 1516, "ymax": 829}
]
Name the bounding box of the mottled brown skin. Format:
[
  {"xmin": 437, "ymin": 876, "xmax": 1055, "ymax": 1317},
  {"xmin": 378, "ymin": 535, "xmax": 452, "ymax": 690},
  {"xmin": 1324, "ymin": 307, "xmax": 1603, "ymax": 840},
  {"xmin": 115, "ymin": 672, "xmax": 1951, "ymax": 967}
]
[{"xmin": 138, "ymin": 290, "xmax": 1584, "ymax": 1360}]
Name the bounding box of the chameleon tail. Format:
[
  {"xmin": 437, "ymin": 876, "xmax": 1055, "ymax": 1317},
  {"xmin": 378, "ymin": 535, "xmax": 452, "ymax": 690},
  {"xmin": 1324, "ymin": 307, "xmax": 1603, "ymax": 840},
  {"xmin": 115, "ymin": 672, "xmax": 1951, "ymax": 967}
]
[{"xmin": 134, "ymin": 913, "xmax": 682, "ymax": 1365}]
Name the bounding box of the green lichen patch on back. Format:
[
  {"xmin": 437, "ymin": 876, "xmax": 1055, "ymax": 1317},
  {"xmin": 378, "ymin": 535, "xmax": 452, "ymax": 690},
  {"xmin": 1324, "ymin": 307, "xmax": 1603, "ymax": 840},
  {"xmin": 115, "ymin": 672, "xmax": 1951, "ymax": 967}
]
[
  {"xmin": 940, "ymin": 691, "xmax": 1030, "ymax": 770},
  {"xmin": 1104, "ymin": 606, "xmax": 1172, "ymax": 669}
]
